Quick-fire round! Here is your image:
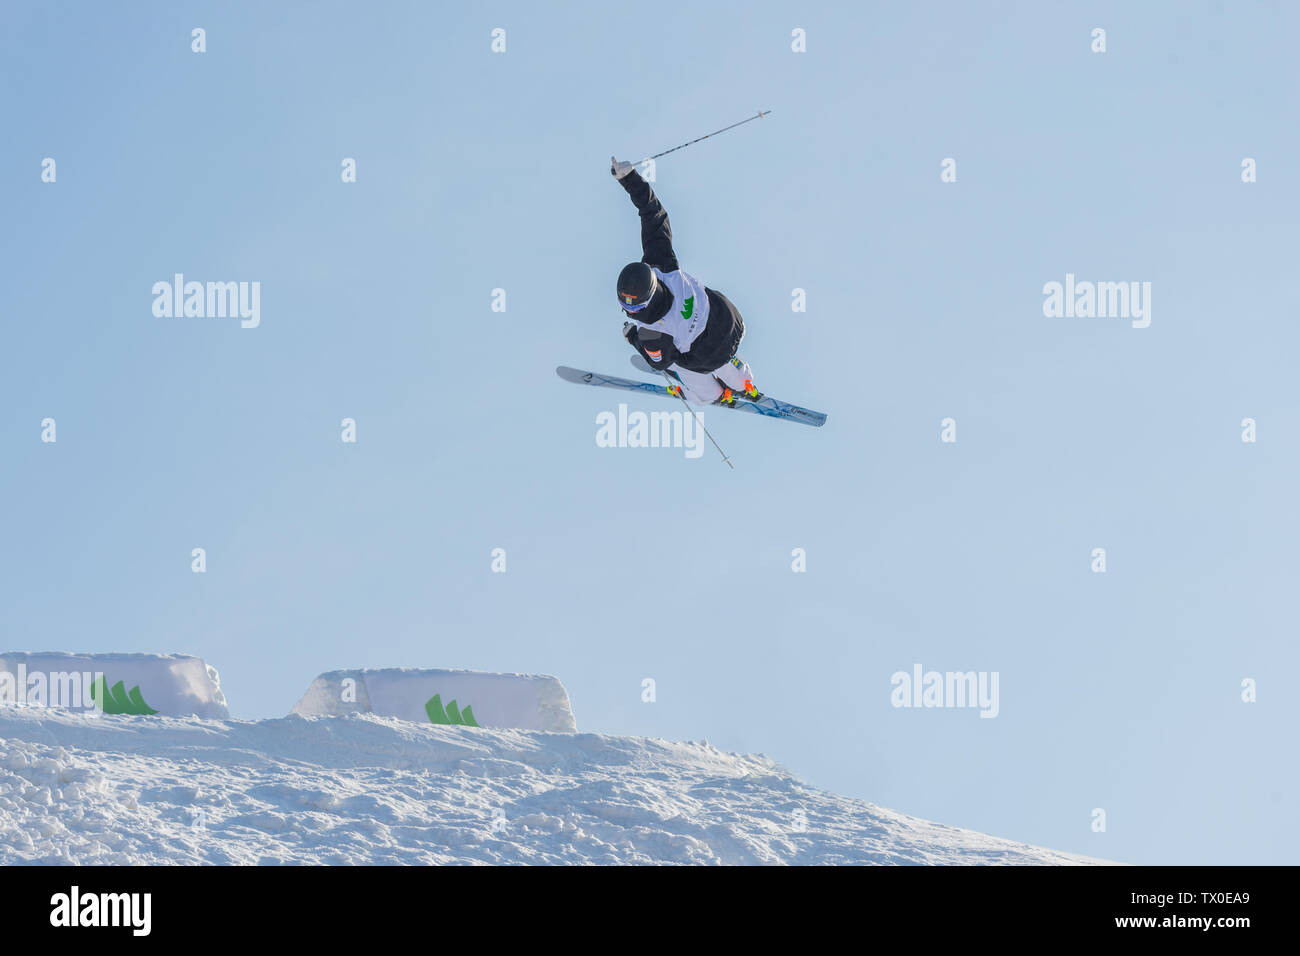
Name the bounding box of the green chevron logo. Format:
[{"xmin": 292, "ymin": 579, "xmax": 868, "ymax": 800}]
[
  {"xmin": 89, "ymin": 675, "xmax": 158, "ymax": 715},
  {"xmin": 680, "ymin": 295, "xmax": 694, "ymax": 321},
  {"xmin": 425, "ymin": 693, "xmax": 479, "ymax": 727}
]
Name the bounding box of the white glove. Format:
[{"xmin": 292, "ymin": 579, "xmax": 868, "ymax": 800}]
[{"xmin": 610, "ymin": 156, "xmax": 637, "ymax": 180}]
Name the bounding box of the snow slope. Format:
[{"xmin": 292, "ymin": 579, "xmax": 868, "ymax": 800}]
[{"xmin": 0, "ymin": 709, "xmax": 1106, "ymax": 865}]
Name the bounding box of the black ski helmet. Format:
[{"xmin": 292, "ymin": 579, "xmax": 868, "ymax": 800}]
[{"xmin": 616, "ymin": 262, "xmax": 657, "ymax": 313}]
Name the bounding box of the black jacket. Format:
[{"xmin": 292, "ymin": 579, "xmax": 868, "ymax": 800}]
[{"xmin": 619, "ymin": 171, "xmax": 743, "ymax": 374}]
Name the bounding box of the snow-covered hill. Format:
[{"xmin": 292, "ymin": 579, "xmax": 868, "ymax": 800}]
[{"xmin": 0, "ymin": 709, "xmax": 1106, "ymax": 865}]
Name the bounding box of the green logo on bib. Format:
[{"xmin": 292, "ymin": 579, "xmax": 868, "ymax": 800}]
[{"xmin": 680, "ymin": 296, "xmax": 695, "ymax": 321}]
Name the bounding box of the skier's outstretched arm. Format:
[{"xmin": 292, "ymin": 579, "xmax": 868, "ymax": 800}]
[{"xmin": 611, "ymin": 158, "xmax": 679, "ymax": 273}]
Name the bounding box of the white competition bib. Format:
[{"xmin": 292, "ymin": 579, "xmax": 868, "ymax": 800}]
[{"xmin": 631, "ymin": 267, "xmax": 711, "ymax": 353}]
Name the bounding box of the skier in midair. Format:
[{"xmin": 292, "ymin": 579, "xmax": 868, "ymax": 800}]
[{"xmin": 610, "ymin": 157, "xmax": 761, "ymax": 406}]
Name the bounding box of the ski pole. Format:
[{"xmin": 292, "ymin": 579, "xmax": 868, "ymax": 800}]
[
  {"xmin": 660, "ymin": 372, "xmax": 734, "ymax": 469},
  {"xmin": 641, "ymin": 110, "xmax": 771, "ymax": 164}
]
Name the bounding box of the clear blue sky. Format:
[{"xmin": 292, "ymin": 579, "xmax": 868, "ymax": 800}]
[{"xmin": 2, "ymin": 1, "xmax": 1296, "ymax": 864}]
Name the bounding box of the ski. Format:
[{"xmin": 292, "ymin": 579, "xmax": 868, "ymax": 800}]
[
  {"xmin": 555, "ymin": 365, "xmax": 826, "ymax": 427},
  {"xmin": 626, "ymin": 356, "xmax": 827, "ymax": 427}
]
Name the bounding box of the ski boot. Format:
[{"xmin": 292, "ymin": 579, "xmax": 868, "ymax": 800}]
[{"xmin": 712, "ymin": 378, "xmax": 762, "ymax": 406}]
